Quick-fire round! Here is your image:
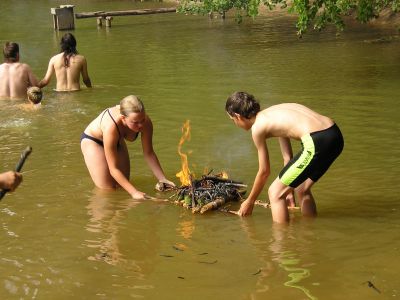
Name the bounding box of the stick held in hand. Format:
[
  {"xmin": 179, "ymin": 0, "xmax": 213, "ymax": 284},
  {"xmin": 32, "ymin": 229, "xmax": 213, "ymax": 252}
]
[{"xmin": 0, "ymin": 146, "xmax": 32, "ymax": 201}]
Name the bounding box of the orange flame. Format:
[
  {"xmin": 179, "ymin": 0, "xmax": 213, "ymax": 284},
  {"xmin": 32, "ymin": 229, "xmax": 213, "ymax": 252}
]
[{"xmin": 176, "ymin": 120, "xmax": 193, "ymax": 186}]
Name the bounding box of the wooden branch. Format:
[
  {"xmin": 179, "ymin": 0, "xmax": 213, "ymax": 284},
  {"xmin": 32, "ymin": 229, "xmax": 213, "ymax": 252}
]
[
  {"xmin": 0, "ymin": 146, "xmax": 32, "ymax": 201},
  {"xmin": 254, "ymin": 200, "xmax": 300, "ymax": 210},
  {"xmin": 200, "ymin": 197, "xmax": 225, "ymax": 214},
  {"xmin": 75, "ymin": 7, "xmax": 177, "ymax": 19}
]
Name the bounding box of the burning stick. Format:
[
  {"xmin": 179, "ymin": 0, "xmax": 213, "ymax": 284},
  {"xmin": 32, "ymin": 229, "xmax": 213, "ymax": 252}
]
[
  {"xmin": 173, "ymin": 120, "xmax": 246, "ymax": 214},
  {"xmin": 173, "ymin": 173, "xmax": 247, "ymax": 214}
]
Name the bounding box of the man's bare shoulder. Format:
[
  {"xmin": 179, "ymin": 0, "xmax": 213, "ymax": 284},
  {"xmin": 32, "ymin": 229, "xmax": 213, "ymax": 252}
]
[
  {"xmin": 1, "ymin": 62, "xmax": 31, "ymax": 73},
  {"xmin": 20, "ymin": 63, "xmax": 33, "ymax": 71}
]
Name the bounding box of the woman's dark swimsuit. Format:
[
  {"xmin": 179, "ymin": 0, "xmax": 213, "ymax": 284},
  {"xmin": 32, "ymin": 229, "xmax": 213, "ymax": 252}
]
[
  {"xmin": 279, "ymin": 123, "xmax": 344, "ymax": 188},
  {"xmin": 80, "ymin": 109, "xmax": 139, "ymax": 147},
  {"xmin": 81, "ymin": 132, "xmax": 103, "ymax": 146}
]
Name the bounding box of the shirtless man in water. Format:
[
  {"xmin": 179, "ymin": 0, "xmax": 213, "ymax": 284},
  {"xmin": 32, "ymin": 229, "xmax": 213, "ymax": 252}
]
[
  {"xmin": 0, "ymin": 42, "xmax": 39, "ymax": 100},
  {"xmin": 226, "ymin": 92, "xmax": 344, "ymax": 223},
  {"xmin": 39, "ymin": 33, "xmax": 92, "ymax": 91}
]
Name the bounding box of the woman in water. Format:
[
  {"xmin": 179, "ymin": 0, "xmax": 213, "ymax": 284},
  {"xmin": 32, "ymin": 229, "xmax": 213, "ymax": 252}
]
[
  {"xmin": 81, "ymin": 95, "xmax": 175, "ymax": 199},
  {"xmin": 39, "ymin": 33, "xmax": 91, "ymax": 91}
]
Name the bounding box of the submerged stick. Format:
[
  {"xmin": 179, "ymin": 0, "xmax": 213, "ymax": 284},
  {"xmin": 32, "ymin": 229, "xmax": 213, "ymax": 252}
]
[
  {"xmin": 254, "ymin": 200, "xmax": 300, "ymax": 210},
  {"xmin": 0, "ymin": 146, "xmax": 32, "ymax": 201},
  {"xmin": 200, "ymin": 197, "xmax": 225, "ymax": 214}
]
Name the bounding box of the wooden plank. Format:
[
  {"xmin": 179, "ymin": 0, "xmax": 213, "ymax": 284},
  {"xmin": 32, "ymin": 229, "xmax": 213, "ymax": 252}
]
[{"xmin": 75, "ymin": 7, "xmax": 176, "ymax": 19}]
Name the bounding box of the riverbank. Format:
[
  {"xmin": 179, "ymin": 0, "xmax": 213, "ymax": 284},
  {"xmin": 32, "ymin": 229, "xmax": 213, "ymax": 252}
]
[{"xmin": 257, "ymin": 5, "xmax": 400, "ymax": 33}]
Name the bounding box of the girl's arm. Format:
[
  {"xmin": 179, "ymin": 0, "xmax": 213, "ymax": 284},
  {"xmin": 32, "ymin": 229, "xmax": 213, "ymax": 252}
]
[
  {"xmin": 38, "ymin": 58, "xmax": 55, "ymax": 88},
  {"xmin": 141, "ymin": 117, "xmax": 175, "ymax": 186},
  {"xmin": 103, "ymin": 124, "xmax": 145, "ymax": 199},
  {"xmin": 80, "ymin": 57, "xmax": 92, "ymax": 88}
]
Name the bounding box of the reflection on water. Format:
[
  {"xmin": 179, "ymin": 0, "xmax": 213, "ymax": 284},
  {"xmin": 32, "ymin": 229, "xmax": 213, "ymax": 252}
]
[
  {"xmin": 176, "ymin": 218, "xmax": 195, "ymax": 240},
  {"xmin": 241, "ymin": 219, "xmax": 320, "ymax": 299},
  {"xmin": 279, "ymin": 251, "xmax": 316, "ymax": 300},
  {"xmin": 270, "ymin": 225, "xmax": 317, "ymax": 300},
  {"xmin": 85, "ymin": 189, "xmax": 139, "ymax": 266}
]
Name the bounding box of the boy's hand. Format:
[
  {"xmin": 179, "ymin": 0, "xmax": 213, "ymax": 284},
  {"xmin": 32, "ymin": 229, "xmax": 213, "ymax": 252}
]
[
  {"xmin": 285, "ymin": 191, "xmax": 296, "ymax": 208},
  {"xmin": 237, "ymin": 199, "xmax": 255, "ymax": 216},
  {"xmin": 0, "ymin": 171, "xmax": 22, "ymax": 191}
]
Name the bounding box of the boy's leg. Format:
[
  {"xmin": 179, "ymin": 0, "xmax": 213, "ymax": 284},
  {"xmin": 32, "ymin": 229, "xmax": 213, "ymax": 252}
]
[
  {"xmin": 268, "ymin": 178, "xmax": 293, "ymax": 223},
  {"xmin": 295, "ymin": 178, "xmax": 317, "ymax": 217}
]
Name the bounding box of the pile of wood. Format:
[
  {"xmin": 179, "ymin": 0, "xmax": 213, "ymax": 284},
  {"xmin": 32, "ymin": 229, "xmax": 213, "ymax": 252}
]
[{"xmin": 172, "ymin": 173, "xmax": 247, "ymax": 214}]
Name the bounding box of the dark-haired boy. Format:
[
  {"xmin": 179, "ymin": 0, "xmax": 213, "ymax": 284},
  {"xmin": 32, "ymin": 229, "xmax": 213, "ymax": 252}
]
[{"xmin": 226, "ymin": 91, "xmax": 344, "ymax": 223}]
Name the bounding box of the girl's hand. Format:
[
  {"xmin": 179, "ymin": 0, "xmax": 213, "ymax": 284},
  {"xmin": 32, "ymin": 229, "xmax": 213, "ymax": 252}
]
[
  {"xmin": 155, "ymin": 179, "xmax": 176, "ymax": 192},
  {"xmin": 161, "ymin": 179, "xmax": 175, "ymax": 187},
  {"xmin": 131, "ymin": 190, "xmax": 146, "ymax": 200}
]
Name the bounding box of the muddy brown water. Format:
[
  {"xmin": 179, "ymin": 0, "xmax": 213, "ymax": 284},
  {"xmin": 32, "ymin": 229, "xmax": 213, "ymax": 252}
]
[{"xmin": 0, "ymin": 0, "xmax": 399, "ymax": 298}]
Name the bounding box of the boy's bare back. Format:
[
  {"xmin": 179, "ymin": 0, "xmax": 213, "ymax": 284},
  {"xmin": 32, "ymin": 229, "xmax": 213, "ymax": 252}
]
[{"xmin": 253, "ymin": 103, "xmax": 334, "ymax": 140}]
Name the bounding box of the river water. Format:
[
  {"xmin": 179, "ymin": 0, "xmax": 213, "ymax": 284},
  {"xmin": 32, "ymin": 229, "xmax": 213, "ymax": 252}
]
[{"xmin": 0, "ymin": 0, "xmax": 399, "ymax": 299}]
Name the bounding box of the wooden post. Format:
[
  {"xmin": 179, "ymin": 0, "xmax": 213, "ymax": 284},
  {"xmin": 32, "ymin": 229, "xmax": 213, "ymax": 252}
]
[
  {"xmin": 97, "ymin": 17, "xmax": 103, "ymax": 27},
  {"xmin": 208, "ymin": 11, "xmax": 225, "ymax": 19},
  {"xmin": 50, "ymin": 5, "xmax": 75, "ymax": 30},
  {"xmin": 52, "ymin": 14, "xmax": 58, "ymax": 30},
  {"xmin": 105, "ymin": 16, "xmax": 113, "ymax": 27}
]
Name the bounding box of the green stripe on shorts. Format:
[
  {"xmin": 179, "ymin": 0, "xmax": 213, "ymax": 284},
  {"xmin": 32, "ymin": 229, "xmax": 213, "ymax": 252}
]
[{"xmin": 280, "ymin": 134, "xmax": 315, "ymax": 186}]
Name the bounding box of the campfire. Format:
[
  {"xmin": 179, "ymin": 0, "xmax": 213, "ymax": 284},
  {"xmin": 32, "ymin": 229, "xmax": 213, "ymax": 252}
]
[{"xmin": 172, "ymin": 120, "xmax": 247, "ymax": 214}]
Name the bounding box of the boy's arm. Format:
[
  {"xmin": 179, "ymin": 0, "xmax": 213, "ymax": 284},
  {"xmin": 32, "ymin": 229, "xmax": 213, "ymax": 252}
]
[
  {"xmin": 278, "ymin": 137, "xmax": 296, "ymax": 207},
  {"xmin": 278, "ymin": 137, "xmax": 293, "ymax": 165},
  {"xmin": 238, "ymin": 130, "xmax": 270, "ymax": 216},
  {"xmin": 81, "ymin": 57, "xmax": 92, "ymax": 88},
  {"xmin": 38, "ymin": 58, "xmax": 54, "ymax": 88}
]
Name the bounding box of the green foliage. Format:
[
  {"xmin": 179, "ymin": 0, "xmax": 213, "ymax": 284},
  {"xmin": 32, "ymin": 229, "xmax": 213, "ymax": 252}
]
[{"xmin": 177, "ymin": 0, "xmax": 399, "ymax": 35}]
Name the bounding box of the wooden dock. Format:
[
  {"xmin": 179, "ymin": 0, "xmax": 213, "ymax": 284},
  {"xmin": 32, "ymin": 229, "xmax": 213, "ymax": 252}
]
[{"xmin": 75, "ymin": 7, "xmax": 176, "ymax": 19}]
